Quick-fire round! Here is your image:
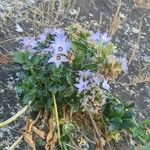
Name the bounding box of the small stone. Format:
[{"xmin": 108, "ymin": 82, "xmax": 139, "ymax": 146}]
[
  {"xmin": 89, "ymin": 13, "xmax": 93, "ymax": 17},
  {"xmin": 132, "ymin": 28, "xmax": 139, "ymax": 33},
  {"xmin": 69, "ymin": 9, "xmax": 78, "ymax": 15}
]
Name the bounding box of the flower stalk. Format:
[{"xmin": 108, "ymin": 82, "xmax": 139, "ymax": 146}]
[
  {"xmin": 52, "ymin": 94, "xmax": 62, "ymax": 148},
  {"xmin": 0, "ymin": 101, "xmax": 32, "ymax": 128}
]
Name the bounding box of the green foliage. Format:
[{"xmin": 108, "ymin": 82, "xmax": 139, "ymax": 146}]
[
  {"xmin": 129, "ymin": 120, "xmax": 150, "ymax": 145},
  {"xmin": 61, "ymin": 123, "xmax": 75, "ymax": 150},
  {"xmin": 67, "ymin": 24, "xmax": 116, "ymax": 71},
  {"xmin": 14, "ymin": 25, "xmax": 116, "ymax": 111},
  {"xmin": 13, "ymin": 25, "xmax": 150, "ymax": 148},
  {"xmin": 142, "ymin": 145, "xmax": 150, "ymax": 150},
  {"xmin": 13, "ymin": 51, "xmax": 30, "ymax": 64},
  {"xmin": 103, "ymin": 98, "xmax": 150, "ymax": 146},
  {"xmin": 103, "ymin": 98, "xmax": 136, "ymax": 132},
  {"xmin": 13, "ymin": 51, "xmax": 76, "ymax": 110}
]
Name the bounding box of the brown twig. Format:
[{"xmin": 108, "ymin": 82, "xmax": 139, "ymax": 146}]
[
  {"xmin": 108, "ymin": 0, "xmax": 122, "ymax": 36},
  {"xmin": 128, "ymin": 17, "xmax": 143, "ymax": 65},
  {"xmin": 10, "ymin": 135, "xmax": 24, "ymax": 150},
  {"xmin": 9, "ymin": 110, "xmax": 42, "ymax": 149},
  {"xmin": 88, "ymin": 113, "xmax": 101, "ymax": 138}
]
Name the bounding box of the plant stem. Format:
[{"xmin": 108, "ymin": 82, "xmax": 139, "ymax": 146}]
[
  {"xmin": 52, "ymin": 94, "xmax": 62, "ymax": 148},
  {"xmin": 0, "ymin": 101, "xmax": 32, "ymax": 128},
  {"xmin": 30, "ymin": 67, "xmax": 37, "ymax": 79},
  {"xmin": 30, "ymin": 67, "xmax": 42, "ymax": 85},
  {"xmin": 10, "ymin": 135, "xmax": 23, "ymax": 150}
]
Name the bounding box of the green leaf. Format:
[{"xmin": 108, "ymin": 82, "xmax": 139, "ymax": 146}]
[
  {"xmin": 84, "ymin": 63, "xmax": 98, "ymax": 70},
  {"xmin": 15, "ymin": 86, "xmax": 24, "ymax": 93},
  {"xmin": 30, "ymin": 54, "xmax": 41, "ymax": 66},
  {"xmin": 111, "ymin": 117, "xmax": 122, "ymax": 124},
  {"xmin": 22, "ymin": 64, "xmax": 30, "ymax": 70},
  {"xmin": 22, "ymin": 88, "xmax": 36, "ymax": 105},
  {"xmin": 13, "ymin": 51, "xmax": 29, "ymax": 64},
  {"xmin": 144, "ymin": 120, "xmax": 150, "ymax": 125},
  {"xmin": 61, "ymin": 135, "xmax": 70, "ymax": 146},
  {"xmin": 72, "ymin": 41, "xmax": 87, "ymax": 51},
  {"xmin": 62, "ymin": 86, "xmax": 75, "ymax": 98},
  {"xmin": 124, "ymin": 110, "xmax": 135, "ymax": 119},
  {"xmin": 122, "ymin": 118, "xmax": 137, "ymax": 129},
  {"xmin": 109, "ymin": 118, "xmax": 122, "ymax": 131},
  {"xmin": 48, "ymin": 85, "xmax": 66, "ymax": 94},
  {"xmin": 46, "ymin": 98, "xmax": 52, "ymax": 110},
  {"xmin": 63, "ymin": 122, "xmax": 75, "ymax": 135},
  {"xmin": 111, "ymin": 104, "xmax": 125, "ymax": 118},
  {"xmin": 142, "ymin": 145, "xmax": 150, "ymax": 150},
  {"xmin": 67, "ymin": 98, "xmax": 80, "ymax": 112},
  {"xmin": 22, "ymin": 94, "xmax": 32, "ymax": 105}
]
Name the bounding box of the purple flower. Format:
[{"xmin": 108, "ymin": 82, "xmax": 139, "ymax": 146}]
[
  {"xmin": 43, "ymin": 47, "xmax": 53, "ymax": 52},
  {"xmin": 77, "ymin": 70, "xmax": 94, "ymax": 79},
  {"xmin": 92, "ymin": 76, "xmax": 101, "ymax": 86},
  {"xmin": 118, "ymin": 57, "xmax": 128, "ymax": 73},
  {"xmin": 37, "ymin": 33, "xmax": 47, "ymax": 42},
  {"xmin": 89, "ymin": 32, "xmax": 112, "ymax": 44},
  {"xmin": 100, "ymin": 33, "xmax": 112, "ymax": 44},
  {"xmin": 102, "ymin": 80, "xmax": 110, "ymax": 91},
  {"xmin": 50, "ymin": 28, "xmax": 65, "ymax": 38},
  {"xmin": 76, "ymin": 70, "xmax": 102, "ymax": 91},
  {"xmin": 20, "ymin": 37, "xmax": 37, "ymax": 49},
  {"xmin": 48, "ymin": 54, "xmax": 68, "ymax": 68},
  {"xmin": 75, "ymin": 79, "xmax": 89, "ymax": 93},
  {"xmin": 90, "ymin": 31, "xmax": 101, "ymax": 42},
  {"xmin": 51, "ymin": 38, "xmax": 71, "ymax": 55},
  {"xmin": 44, "ymin": 28, "xmax": 51, "ymax": 34}
]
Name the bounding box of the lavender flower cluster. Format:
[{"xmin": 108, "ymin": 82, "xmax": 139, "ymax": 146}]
[
  {"xmin": 20, "ymin": 28, "xmax": 72, "ymax": 68},
  {"xmin": 47, "ymin": 29, "xmax": 71, "ymax": 68},
  {"xmin": 89, "ymin": 32, "xmax": 112, "ymax": 44},
  {"xmin": 19, "ymin": 28, "xmax": 128, "ymax": 93},
  {"xmin": 75, "ymin": 70, "xmax": 110, "ymax": 93}
]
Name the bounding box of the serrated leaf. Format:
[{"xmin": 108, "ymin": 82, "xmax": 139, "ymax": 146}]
[
  {"xmin": 62, "ymin": 86, "xmax": 75, "ymax": 98},
  {"xmin": 72, "ymin": 41, "xmax": 87, "ymax": 51},
  {"xmin": 15, "ymin": 86, "xmax": 24, "ymax": 93},
  {"xmin": 63, "ymin": 122, "xmax": 75, "ymax": 135},
  {"xmin": 111, "ymin": 104, "xmax": 124, "ymax": 118},
  {"xmin": 124, "ymin": 110, "xmax": 135, "ymax": 119},
  {"xmin": 122, "ymin": 118, "xmax": 136, "ymax": 129},
  {"xmin": 13, "ymin": 51, "xmax": 29, "ymax": 64},
  {"xmin": 48, "ymin": 85, "xmax": 66, "ymax": 94},
  {"xmin": 22, "ymin": 64, "xmax": 30, "ymax": 70},
  {"xmin": 30, "ymin": 54, "xmax": 41, "ymax": 66}
]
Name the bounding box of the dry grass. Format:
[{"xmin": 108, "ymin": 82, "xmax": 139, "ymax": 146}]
[
  {"xmin": 128, "ymin": 63, "xmax": 150, "ymax": 86},
  {"xmin": 134, "ymin": 0, "xmax": 150, "ymax": 9},
  {"xmin": 0, "ymin": 0, "xmax": 77, "ymax": 55},
  {"xmin": 0, "ymin": 53, "xmax": 11, "ymax": 65},
  {"xmin": 128, "ymin": 17, "xmax": 143, "ymax": 65},
  {"xmin": 0, "ymin": 0, "xmax": 36, "ymax": 23},
  {"xmin": 21, "ymin": 0, "xmax": 76, "ymax": 32},
  {"xmin": 108, "ymin": 0, "xmax": 122, "ymax": 36}
]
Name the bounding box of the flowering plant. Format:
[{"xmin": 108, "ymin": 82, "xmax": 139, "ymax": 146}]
[
  {"xmin": 1, "ymin": 24, "xmax": 149, "ymax": 149},
  {"xmin": 14, "ymin": 25, "xmax": 126, "ymax": 109}
]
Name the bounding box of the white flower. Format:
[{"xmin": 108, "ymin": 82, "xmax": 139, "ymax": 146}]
[
  {"xmin": 102, "ymin": 80, "xmax": 110, "ymax": 91},
  {"xmin": 48, "ymin": 54, "xmax": 68, "ymax": 68}
]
